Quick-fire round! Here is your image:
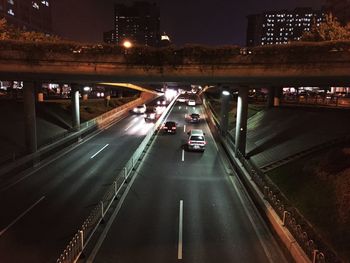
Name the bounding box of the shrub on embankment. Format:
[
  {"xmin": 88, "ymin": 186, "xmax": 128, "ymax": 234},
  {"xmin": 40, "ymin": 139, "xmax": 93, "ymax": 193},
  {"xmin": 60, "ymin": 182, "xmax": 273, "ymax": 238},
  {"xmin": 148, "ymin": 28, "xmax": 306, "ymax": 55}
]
[
  {"xmin": 267, "ymin": 146, "xmax": 350, "ymax": 262},
  {"xmin": 0, "ymin": 38, "xmax": 350, "ymax": 65}
]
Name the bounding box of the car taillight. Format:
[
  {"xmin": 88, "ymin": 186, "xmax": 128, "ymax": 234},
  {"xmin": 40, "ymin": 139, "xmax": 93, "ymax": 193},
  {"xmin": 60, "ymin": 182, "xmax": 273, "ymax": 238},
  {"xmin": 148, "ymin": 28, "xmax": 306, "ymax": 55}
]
[
  {"xmin": 188, "ymin": 140, "xmax": 192, "ymax": 144},
  {"xmin": 172, "ymin": 127, "xmax": 176, "ymax": 130}
]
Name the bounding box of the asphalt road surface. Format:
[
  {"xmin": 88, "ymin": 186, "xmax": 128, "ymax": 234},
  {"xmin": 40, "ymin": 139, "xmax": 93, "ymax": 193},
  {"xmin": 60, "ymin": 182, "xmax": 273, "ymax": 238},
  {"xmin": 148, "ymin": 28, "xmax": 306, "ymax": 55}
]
[
  {"xmin": 89, "ymin": 102, "xmax": 288, "ymax": 263},
  {"xmin": 0, "ymin": 100, "xmax": 163, "ymax": 263}
]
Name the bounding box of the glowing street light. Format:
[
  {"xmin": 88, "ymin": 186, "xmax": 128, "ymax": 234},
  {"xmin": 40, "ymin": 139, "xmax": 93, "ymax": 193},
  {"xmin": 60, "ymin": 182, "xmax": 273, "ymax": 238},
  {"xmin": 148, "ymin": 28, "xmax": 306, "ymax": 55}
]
[{"xmin": 123, "ymin": 40, "xmax": 133, "ymax": 49}]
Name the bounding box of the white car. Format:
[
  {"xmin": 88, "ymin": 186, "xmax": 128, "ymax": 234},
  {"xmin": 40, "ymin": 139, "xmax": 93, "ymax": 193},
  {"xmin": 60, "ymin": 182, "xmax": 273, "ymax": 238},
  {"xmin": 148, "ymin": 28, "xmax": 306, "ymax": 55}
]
[
  {"xmin": 133, "ymin": 104, "xmax": 146, "ymax": 114},
  {"xmin": 187, "ymin": 129, "xmax": 206, "ymax": 152},
  {"xmin": 187, "ymin": 99, "xmax": 196, "ymax": 106},
  {"xmin": 157, "ymin": 99, "xmax": 167, "ymax": 105},
  {"xmin": 177, "ymin": 96, "xmax": 187, "ymax": 103}
]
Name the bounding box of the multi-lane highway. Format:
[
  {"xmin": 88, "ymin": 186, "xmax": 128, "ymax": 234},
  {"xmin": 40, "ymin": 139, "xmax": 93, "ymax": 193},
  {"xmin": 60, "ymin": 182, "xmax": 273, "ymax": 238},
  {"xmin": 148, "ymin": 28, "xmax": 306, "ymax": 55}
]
[
  {"xmin": 0, "ymin": 101, "xmax": 160, "ymax": 263},
  {"xmin": 88, "ymin": 102, "xmax": 288, "ymax": 263},
  {"xmin": 0, "ymin": 97, "xmax": 288, "ymax": 263}
]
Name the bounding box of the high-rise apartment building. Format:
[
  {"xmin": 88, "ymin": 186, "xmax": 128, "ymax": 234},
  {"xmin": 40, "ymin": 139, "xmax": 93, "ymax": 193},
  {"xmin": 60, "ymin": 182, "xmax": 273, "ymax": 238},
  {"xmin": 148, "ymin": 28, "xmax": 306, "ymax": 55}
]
[
  {"xmin": 246, "ymin": 8, "xmax": 325, "ymax": 47},
  {"xmin": 0, "ymin": 0, "xmax": 52, "ymax": 34},
  {"xmin": 103, "ymin": 30, "xmax": 115, "ymax": 44},
  {"xmin": 113, "ymin": 1, "xmax": 160, "ymax": 47}
]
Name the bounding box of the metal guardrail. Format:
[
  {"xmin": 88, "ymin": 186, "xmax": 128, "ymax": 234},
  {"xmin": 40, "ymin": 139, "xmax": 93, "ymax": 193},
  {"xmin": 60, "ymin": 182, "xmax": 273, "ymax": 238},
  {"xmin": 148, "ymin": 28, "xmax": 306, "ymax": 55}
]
[
  {"xmin": 202, "ymin": 96, "xmax": 339, "ymax": 263},
  {"xmin": 56, "ymin": 96, "xmax": 177, "ymax": 263}
]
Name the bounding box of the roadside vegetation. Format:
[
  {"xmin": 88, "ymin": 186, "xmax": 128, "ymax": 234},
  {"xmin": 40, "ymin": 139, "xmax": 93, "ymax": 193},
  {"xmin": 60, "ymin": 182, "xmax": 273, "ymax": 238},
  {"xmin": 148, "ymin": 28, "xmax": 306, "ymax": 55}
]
[
  {"xmin": 44, "ymin": 96, "xmax": 138, "ymax": 122},
  {"xmin": 205, "ymin": 89, "xmax": 265, "ymax": 130},
  {"xmin": 267, "ymin": 146, "xmax": 350, "ymax": 261},
  {"xmin": 301, "ymin": 14, "xmax": 350, "ymax": 42}
]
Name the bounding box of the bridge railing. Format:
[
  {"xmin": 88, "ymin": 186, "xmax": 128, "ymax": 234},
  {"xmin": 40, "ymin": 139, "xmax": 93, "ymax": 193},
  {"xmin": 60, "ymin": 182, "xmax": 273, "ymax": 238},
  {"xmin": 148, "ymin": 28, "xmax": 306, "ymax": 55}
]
[
  {"xmin": 202, "ymin": 95, "xmax": 340, "ymax": 263},
  {"xmin": 56, "ymin": 95, "xmax": 177, "ymax": 263}
]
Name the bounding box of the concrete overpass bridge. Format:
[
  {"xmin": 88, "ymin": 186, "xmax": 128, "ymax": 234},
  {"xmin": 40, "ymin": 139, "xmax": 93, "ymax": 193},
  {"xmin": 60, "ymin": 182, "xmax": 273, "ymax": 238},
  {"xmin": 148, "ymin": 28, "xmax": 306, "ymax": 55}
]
[
  {"xmin": 0, "ymin": 40, "xmax": 349, "ymax": 156},
  {"xmin": 0, "ymin": 40, "xmax": 349, "ymax": 86}
]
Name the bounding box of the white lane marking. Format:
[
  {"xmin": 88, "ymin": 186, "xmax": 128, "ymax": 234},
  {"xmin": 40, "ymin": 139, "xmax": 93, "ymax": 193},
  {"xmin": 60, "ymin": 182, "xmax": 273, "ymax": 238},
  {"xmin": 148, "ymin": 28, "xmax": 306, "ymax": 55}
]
[
  {"xmin": 206, "ymin": 123, "xmax": 219, "ymax": 152},
  {"xmin": 0, "ymin": 196, "xmax": 45, "ymax": 237},
  {"xmin": 90, "ymin": 144, "xmax": 109, "ymax": 159},
  {"xmin": 197, "ymin": 106, "xmax": 218, "ymax": 152},
  {"xmin": 124, "ymin": 123, "xmax": 134, "ymax": 131},
  {"xmin": 181, "ymin": 149, "xmax": 185, "ymax": 162},
  {"xmin": 124, "ymin": 117, "xmax": 139, "ymax": 131},
  {"xmin": 183, "ymin": 125, "xmax": 186, "ymax": 133},
  {"xmin": 179, "ymin": 106, "xmax": 181, "ymax": 109},
  {"xmin": 229, "ymin": 177, "xmax": 275, "ymax": 263},
  {"xmin": 178, "ymin": 200, "xmax": 184, "ymax": 260}
]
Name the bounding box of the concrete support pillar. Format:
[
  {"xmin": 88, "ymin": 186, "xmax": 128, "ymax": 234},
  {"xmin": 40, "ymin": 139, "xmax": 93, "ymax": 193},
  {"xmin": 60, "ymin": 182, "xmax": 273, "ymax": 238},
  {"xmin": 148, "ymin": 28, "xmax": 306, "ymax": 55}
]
[
  {"xmin": 23, "ymin": 81, "xmax": 37, "ymax": 153},
  {"xmin": 267, "ymin": 87, "xmax": 275, "ymax": 108},
  {"xmin": 105, "ymin": 88, "xmax": 111, "ymax": 107},
  {"xmin": 71, "ymin": 84, "xmax": 80, "ymax": 131},
  {"xmin": 37, "ymin": 92, "xmax": 44, "ymax": 102},
  {"xmin": 36, "ymin": 82, "xmax": 44, "ymax": 102},
  {"xmin": 220, "ymin": 86, "xmax": 230, "ymax": 136},
  {"xmin": 235, "ymin": 86, "xmax": 248, "ymax": 157},
  {"xmin": 274, "ymin": 87, "xmax": 283, "ymax": 107}
]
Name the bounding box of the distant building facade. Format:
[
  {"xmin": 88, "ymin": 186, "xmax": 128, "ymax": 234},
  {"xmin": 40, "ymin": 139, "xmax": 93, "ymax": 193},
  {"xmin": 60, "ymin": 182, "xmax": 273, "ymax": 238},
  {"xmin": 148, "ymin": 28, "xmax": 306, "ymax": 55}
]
[
  {"xmin": 111, "ymin": 1, "xmax": 160, "ymax": 47},
  {"xmin": 0, "ymin": 0, "xmax": 52, "ymax": 34},
  {"xmin": 103, "ymin": 30, "xmax": 115, "ymax": 44},
  {"xmin": 246, "ymin": 8, "xmax": 325, "ymax": 47}
]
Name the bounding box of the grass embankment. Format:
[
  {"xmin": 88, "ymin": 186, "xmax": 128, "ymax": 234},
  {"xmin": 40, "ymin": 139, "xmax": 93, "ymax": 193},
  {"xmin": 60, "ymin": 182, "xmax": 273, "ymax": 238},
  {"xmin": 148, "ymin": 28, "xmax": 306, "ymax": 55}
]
[
  {"xmin": 45, "ymin": 96, "xmax": 138, "ymax": 122},
  {"xmin": 208, "ymin": 98, "xmax": 265, "ymax": 129},
  {"xmin": 267, "ymin": 147, "xmax": 350, "ymax": 262},
  {"xmin": 79, "ymin": 96, "xmax": 137, "ymax": 121},
  {"xmin": 205, "ymin": 92, "xmax": 350, "ymax": 261}
]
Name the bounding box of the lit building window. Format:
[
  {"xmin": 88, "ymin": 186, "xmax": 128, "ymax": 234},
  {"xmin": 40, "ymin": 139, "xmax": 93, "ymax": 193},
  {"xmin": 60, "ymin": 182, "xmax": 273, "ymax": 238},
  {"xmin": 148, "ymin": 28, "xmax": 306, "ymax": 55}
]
[
  {"xmin": 7, "ymin": 8, "xmax": 14, "ymax": 15},
  {"xmin": 41, "ymin": 0, "xmax": 49, "ymax": 7},
  {"xmin": 32, "ymin": 2, "xmax": 40, "ymax": 9}
]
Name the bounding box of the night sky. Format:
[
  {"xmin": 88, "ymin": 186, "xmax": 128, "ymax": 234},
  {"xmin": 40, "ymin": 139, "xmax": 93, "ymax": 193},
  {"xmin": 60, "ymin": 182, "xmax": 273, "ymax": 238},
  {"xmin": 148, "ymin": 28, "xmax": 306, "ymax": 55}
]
[{"xmin": 52, "ymin": 0, "xmax": 324, "ymax": 46}]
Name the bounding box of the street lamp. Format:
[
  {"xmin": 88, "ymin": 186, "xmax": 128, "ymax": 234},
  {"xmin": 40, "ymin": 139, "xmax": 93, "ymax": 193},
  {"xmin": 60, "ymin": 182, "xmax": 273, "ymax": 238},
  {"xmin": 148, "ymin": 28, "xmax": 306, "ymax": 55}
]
[
  {"xmin": 122, "ymin": 40, "xmax": 133, "ymax": 55},
  {"xmin": 123, "ymin": 40, "xmax": 132, "ymax": 49}
]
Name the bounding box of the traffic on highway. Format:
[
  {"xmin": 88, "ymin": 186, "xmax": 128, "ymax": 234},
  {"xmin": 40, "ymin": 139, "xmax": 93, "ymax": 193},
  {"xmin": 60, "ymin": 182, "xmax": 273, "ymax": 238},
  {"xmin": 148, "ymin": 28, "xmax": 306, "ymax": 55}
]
[
  {"xmin": 0, "ymin": 92, "xmax": 287, "ymax": 263},
  {"xmin": 88, "ymin": 97, "xmax": 287, "ymax": 263}
]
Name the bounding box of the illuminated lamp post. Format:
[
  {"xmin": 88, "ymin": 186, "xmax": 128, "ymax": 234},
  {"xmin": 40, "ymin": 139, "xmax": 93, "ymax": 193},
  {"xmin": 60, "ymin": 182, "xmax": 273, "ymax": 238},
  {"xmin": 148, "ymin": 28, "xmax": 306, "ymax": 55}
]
[
  {"xmin": 220, "ymin": 88, "xmax": 230, "ymax": 136},
  {"xmin": 122, "ymin": 40, "xmax": 133, "ymax": 55}
]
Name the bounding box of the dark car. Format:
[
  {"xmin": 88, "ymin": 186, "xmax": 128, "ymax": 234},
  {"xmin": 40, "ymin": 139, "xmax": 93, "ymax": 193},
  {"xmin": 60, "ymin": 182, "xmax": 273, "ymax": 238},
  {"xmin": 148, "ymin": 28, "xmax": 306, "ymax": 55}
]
[
  {"xmin": 186, "ymin": 113, "xmax": 200, "ymax": 123},
  {"xmin": 162, "ymin": 121, "xmax": 177, "ymax": 134},
  {"xmin": 144, "ymin": 107, "xmax": 159, "ymax": 122}
]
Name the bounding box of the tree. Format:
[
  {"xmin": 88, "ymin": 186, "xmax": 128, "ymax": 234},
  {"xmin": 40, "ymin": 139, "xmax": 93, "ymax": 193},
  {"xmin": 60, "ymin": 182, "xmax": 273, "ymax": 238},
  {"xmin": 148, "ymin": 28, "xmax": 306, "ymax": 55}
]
[
  {"xmin": 0, "ymin": 18, "xmax": 10, "ymax": 40},
  {"xmin": 301, "ymin": 13, "xmax": 350, "ymax": 41},
  {"xmin": 0, "ymin": 18, "xmax": 60, "ymax": 42},
  {"xmin": 19, "ymin": 31, "xmax": 60, "ymax": 42}
]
